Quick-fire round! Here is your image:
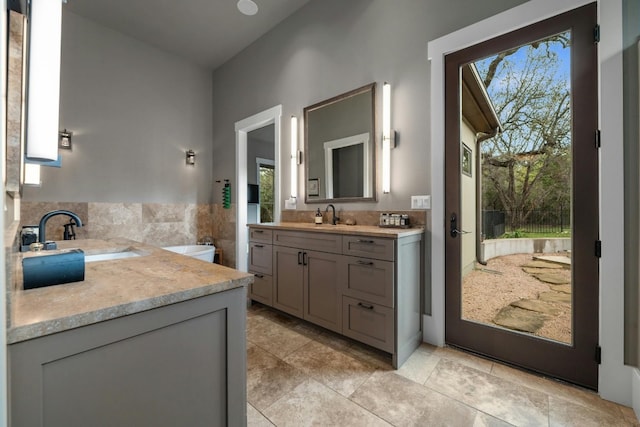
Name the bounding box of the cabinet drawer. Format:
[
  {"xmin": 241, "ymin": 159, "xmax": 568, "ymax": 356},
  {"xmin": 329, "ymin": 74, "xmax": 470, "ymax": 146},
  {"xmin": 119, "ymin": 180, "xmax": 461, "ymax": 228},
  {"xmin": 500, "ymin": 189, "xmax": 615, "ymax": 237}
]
[
  {"xmin": 343, "ymin": 256, "xmax": 394, "ymax": 307},
  {"xmin": 249, "ymin": 228, "xmax": 273, "ymax": 244},
  {"xmin": 342, "ymin": 296, "xmax": 394, "ymax": 353},
  {"xmin": 249, "ymin": 243, "xmax": 272, "ymax": 274},
  {"xmin": 249, "ymin": 272, "xmax": 273, "ymax": 306},
  {"xmin": 343, "ymin": 236, "xmax": 394, "ymax": 261},
  {"xmin": 274, "ymin": 230, "xmax": 342, "ymax": 253}
]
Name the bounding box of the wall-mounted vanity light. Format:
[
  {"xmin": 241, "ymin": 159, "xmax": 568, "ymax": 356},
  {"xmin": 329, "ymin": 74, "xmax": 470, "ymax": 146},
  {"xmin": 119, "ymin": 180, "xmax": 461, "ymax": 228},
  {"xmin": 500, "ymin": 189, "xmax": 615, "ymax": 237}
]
[
  {"xmin": 290, "ymin": 115, "xmax": 298, "ymax": 199},
  {"xmin": 382, "ymin": 82, "xmax": 396, "ymax": 194},
  {"xmin": 186, "ymin": 149, "xmax": 196, "ymax": 165},
  {"xmin": 59, "ymin": 129, "xmax": 72, "ymax": 150},
  {"xmin": 26, "ymin": 0, "xmax": 63, "ymax": 161}
]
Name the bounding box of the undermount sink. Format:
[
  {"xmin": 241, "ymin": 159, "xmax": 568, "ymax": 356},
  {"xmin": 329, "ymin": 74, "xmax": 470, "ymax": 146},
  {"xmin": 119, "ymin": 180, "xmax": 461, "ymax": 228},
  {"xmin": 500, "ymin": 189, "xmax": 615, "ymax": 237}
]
[{"xmin": 85, "ymin": 250, "xmax": 144, "ymax": 263}]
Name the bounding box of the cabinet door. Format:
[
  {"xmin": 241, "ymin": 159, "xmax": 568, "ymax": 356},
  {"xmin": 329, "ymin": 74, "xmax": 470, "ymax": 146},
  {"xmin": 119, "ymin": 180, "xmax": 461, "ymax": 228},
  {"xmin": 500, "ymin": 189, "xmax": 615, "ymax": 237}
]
[
  {"xmin": 303, "ymin": 250, "xmax": 344, "ymax": 333},
  {"xmin": 250, "ymin": 273, "xmax": 273, "ymax": 306},
  {"xmin": 343, "ymin": 256, "xmax": 394, "ymax": 307},
  {"xmin": 249, "ymin": 243, "xmax": 272, "ymax": 275},
  {"xmin": 342, "ymin": 296, "xmax": 394, "ymax": 353},
  {"xmin": 273, "ymin": 245, "xmax": 304, "ymax": 317}
]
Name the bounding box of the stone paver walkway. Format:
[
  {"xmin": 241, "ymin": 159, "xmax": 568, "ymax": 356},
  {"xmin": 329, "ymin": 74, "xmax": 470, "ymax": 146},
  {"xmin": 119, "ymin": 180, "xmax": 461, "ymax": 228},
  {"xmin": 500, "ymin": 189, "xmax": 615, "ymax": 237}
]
[{"xmin": 493, "ymin": 257, "xmax": 571, "ymax": 335}]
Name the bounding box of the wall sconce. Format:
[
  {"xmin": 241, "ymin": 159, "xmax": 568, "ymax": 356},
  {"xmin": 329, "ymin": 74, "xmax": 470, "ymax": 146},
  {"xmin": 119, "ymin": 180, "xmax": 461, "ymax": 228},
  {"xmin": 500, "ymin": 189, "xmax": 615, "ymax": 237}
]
[
  {"xmin": 290, "ymin": 115, "xmax": 298, "ymax": 199},
  {"xmin": 26, "ymin": 0, "xmax": 63, "ymax": 161},
  {"xmin": 59, "ymin": 129, "xmax": 72, "ymax": 150},
  {"xmin": 186, "ymin": 149, "xmax": 196, "ymax": 165},
  {"xmin": 382, "ymin": 82, "xmax": 396, "ymax": 194}
]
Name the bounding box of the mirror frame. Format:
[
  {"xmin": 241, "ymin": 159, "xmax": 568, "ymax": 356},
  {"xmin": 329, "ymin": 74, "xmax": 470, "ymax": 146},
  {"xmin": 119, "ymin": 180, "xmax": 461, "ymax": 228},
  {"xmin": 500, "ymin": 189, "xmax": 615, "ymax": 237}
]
[{"xmin": 303, "ymin": 83, "xmax": 377, "ymax": 204}]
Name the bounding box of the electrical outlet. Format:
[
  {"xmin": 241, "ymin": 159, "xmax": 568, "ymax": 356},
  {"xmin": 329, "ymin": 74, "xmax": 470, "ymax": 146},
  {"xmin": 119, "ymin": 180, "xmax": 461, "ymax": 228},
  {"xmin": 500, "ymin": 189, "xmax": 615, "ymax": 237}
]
[{"xmin": 411, "ymin": 195, "xmax": 431, "ymax": 209}]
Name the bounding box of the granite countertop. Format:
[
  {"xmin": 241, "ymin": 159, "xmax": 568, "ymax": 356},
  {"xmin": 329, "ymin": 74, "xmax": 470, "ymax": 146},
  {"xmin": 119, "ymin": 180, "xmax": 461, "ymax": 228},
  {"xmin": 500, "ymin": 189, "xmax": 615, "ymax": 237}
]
[
  {"xmin": 8, "ymin": 238, "xmax": 253, "ymax": 344},
  {"xmin": 248, "ymin": 221, "xmax": 425, "ymax": 238}
]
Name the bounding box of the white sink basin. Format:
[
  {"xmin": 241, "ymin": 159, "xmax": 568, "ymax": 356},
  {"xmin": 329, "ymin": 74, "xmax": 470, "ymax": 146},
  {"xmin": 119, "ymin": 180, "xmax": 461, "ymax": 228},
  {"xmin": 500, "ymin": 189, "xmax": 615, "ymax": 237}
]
[
  {"xmin": 162, "ymin": 245, "xmax": 215, "ymax": 262},
  {"xmin": 85, "ymin": 251, "xmax": 143, "ymax": 263}
]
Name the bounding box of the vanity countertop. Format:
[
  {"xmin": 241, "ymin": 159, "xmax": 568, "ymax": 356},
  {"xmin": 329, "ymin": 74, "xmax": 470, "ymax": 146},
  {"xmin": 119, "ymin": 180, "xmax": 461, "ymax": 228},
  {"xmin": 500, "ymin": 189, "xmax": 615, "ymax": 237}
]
[
  {"xmin": 248, "ymin": 221, "xmax": 424, "ymax": 238},
  {"xmin": 8, "ymin": 238, "xmax": 253, "ymax": 344}
]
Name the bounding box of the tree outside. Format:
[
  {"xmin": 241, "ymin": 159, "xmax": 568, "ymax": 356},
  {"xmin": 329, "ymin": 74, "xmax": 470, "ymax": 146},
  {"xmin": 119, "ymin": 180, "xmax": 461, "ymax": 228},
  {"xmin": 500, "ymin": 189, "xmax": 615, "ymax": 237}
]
[
  {"xmin": 476, "ymin": 32, "xmax": 572, "ymax": 237},
  {"xmin": 259, "ymin": 165, "xmax": 274, "ymax": 223}
]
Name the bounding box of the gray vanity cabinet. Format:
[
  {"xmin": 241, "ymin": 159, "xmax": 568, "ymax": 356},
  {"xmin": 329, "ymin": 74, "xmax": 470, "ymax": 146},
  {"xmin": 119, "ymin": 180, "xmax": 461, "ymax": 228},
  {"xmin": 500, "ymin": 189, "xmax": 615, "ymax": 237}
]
[
  {"xmin": 9, "ymin": 288, "xmax": 247, "ymax": 427},
  {"xmin": 248, "ymin": 225, "xmax": 423, "ymax": 368},
  {"xmin": 248, "ymin": 229, "xmax": 274, "ymax": 306},
  {"xmin": 272, "ymin": 232, "xmax": 343, "ymax": 333}
]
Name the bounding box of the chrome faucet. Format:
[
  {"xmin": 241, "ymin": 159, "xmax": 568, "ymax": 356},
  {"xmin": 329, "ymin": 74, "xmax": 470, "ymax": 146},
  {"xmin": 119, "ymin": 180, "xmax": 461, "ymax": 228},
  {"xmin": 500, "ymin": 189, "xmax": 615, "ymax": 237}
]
[
  {"xmin": 325, "ymin": 204, "xmax": 340, "ymax": 225},
  {"xmin": 39, "ymin": 210, "xmax": 84, "ymax": 244}
]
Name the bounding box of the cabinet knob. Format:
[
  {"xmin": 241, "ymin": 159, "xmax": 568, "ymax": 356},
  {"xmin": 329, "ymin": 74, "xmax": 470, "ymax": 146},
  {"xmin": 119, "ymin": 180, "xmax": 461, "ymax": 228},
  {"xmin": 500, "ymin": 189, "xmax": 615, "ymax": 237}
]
[{"xmin": 254, "ymin": 273, "xmax": 264, "ymax": 279}]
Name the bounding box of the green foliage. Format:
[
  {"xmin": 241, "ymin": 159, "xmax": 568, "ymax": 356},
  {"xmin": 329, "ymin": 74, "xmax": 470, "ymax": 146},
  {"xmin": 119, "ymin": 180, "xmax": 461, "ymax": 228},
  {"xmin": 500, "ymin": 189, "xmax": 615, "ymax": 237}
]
[{"xmin": 259, "ymin": 166, "xmax": 274, "ymax": 223}]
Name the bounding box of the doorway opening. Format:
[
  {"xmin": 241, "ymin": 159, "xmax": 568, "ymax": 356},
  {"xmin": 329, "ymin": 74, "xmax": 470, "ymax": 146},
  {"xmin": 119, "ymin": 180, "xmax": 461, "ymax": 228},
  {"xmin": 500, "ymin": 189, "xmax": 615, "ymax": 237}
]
[{"xmin": 235, "ymin": 105, "xmax": 282, "ymax": 272}]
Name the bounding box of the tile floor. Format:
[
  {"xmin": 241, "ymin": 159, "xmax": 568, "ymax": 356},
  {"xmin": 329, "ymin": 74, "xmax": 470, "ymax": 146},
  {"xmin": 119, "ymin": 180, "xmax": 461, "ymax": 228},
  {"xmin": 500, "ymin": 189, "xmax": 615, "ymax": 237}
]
[{"xmin": 246, "ymin": 303, "xmax": 638, "ymax": 426}]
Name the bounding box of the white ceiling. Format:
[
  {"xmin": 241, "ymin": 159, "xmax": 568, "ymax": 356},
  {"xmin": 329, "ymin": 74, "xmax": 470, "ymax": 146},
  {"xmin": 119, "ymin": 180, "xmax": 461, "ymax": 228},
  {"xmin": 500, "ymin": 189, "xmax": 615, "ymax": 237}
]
[{"xmin": 64, "ymin": 0, "xmax": 311, "ymax": 70}]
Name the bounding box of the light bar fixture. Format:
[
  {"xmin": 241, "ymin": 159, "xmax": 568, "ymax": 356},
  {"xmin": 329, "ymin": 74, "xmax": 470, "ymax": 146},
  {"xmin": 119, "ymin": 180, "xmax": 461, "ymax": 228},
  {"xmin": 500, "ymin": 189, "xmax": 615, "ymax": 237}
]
[
  {"xmin": 382, "ymin": 82, "xmax": 396, "ymax": 194},
  {"xmin": 26, "ymin": 0, "xmax": 63, "ymax": 161},
  {"xmin": 290, "ymin": 115, "xmax": 298, "ymax": 199}
]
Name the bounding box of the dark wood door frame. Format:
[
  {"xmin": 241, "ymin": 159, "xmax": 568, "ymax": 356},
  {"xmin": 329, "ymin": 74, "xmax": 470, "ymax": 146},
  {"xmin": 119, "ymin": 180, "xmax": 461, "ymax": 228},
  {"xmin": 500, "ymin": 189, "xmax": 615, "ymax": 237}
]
[{"xmin": 444, "ymin": 3, "xmax": 599, "ymax": 389}]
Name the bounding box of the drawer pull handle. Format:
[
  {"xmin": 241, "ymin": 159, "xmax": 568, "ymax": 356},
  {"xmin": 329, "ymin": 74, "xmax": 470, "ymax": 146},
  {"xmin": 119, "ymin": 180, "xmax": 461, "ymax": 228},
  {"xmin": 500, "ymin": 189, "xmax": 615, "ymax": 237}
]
[
  {"xmin": 358, "ymin": 239, "xmax": 375, "ymax": 244},
  {"xmin": 298, "ymin": 251, "xmax": 303, "ymax": 265},
  {"xmin": 358, "ymin": 302, "xmax": 374, "ymax": 310},
  {"xmin": 356, "ymin": 260, "xmax": 374, "ymax": 266},
  {"xmin": 254, "ymin": 230, "xmax": 264, "ymax": 233},
  {"xmin": 254, "ymin": 244, "xmax": 264, "ymax": 248},
  {"xmin": 254, "ymin": 274, "xmax": 264, "ymax": 279}
]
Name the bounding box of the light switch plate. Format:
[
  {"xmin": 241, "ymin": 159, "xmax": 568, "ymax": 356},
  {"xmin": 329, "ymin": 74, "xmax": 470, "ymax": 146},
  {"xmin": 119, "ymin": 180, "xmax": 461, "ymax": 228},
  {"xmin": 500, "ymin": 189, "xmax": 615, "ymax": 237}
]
[
  {"xmin": 411, "ymin": 195, "xmax": 431, "ymax": 210},
  {"xmin": 284, "ymin": 198, "xmax": 297, "ymax": 209}
]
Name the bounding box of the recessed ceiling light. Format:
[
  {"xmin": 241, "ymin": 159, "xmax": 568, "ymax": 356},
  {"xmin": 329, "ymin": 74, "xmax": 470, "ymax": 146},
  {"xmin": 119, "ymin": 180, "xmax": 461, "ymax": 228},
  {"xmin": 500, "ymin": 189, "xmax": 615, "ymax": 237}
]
[{"xmin": 237, "ymin": 0, "xmax": 258, "ymax": 16}]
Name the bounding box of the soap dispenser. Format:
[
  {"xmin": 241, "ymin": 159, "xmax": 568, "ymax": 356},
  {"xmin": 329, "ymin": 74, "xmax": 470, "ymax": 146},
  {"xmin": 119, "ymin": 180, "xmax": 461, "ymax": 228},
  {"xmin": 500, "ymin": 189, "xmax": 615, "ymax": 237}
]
[{"xmin": 315, "ymin": 208, "xmax": 323, "ymax": 225}]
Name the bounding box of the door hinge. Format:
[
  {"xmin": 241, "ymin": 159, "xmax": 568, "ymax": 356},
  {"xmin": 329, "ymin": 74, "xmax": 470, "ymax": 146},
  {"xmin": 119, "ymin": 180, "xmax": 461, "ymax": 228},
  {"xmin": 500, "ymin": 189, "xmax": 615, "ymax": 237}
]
[
  {"xmin": 595, "ymin": 240, "xmax": 602, "ymax": 258},
  {"xmin": 594, "ymin": 24, "xmax": 600, "ymax": 43},
  {"xmin": 595, "ymin": 345, "xmax": 602, "ymax": 364},
  {"xmin": 595, "ymin": 129, "xmax": 601, "ymax": 148}
]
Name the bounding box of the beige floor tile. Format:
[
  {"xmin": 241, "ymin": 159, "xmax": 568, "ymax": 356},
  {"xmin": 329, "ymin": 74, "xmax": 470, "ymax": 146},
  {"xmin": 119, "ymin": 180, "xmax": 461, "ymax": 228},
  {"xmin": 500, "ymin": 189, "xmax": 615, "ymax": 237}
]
[
  {"xmin": 619, "ymin": 405, "xmax": 640, "ymax": 426},
  {"xmin": 247, "ymin": 403, "xmax": 274, "ymax": 427},
  {"xmin": 284, "ymin": 340, "xmax": 378, "ymax": 397},
  {"xmin": 433, "ymin": 346, "xmax": 494, "ymax": 373},
  {"xmin": 247, "ymin": 316, "xmax": 311, "ymax": 359},
  {"xmin": 473, "ymin": 412, "xmax": 515, "ymax": 426},
  {"xmin": 395, "ymin": 344, "xmax": 441, "ymax": 384},
  {"xmin": 263, "ymin": 378, "xmax": 391, "ymax": 426},
  {"xmin": 426, "ymin": 358, "xmax": 548, "ymax": 426},
  {"xmin": 351, "ymin": 370, "xmax": 477, "ymax": 426},
  {"xmin": 314, "ymin": 330, "xmax": 353, "ymax": 351},
  {"xmin": 344, "ymin": 341, "xmax": 394, "ymax": 370},
  {"xmin": 491, "ymin": 362, "xmax": 626, "ymax": 420},
  {"xmin": 549, "ymin": 395, "xmax": 633, "ymax": 427},
  {"xmin": 246, "ymin": 345, "xmax": 308, "ymax": 411}
]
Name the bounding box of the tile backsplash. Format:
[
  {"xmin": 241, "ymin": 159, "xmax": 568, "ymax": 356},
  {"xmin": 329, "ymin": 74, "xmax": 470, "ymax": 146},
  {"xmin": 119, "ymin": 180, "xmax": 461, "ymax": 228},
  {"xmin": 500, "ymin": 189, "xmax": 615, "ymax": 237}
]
[{"xmin": 20, "ymin": 202, "xmax": 236, "ymax": 267}]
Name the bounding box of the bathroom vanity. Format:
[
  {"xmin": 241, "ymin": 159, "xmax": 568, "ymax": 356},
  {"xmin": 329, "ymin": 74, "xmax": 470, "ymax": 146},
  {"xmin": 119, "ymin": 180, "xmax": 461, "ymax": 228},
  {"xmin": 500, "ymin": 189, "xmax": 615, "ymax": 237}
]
[
  {"xmin": 248, "ymin": 222, "xmax": 423, "ymax": 368},
  {"xmin": 8, "ymin": 238, "xmax": 252, "ymax": 427}
]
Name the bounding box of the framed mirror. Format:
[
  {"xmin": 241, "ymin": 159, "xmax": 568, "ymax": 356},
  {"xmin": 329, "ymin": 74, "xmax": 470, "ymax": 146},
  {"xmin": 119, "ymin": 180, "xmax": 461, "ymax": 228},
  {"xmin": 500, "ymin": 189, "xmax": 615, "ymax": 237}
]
[{"xmin": 304, "ymin": 83, "xmax": 376, "ymax": 203}]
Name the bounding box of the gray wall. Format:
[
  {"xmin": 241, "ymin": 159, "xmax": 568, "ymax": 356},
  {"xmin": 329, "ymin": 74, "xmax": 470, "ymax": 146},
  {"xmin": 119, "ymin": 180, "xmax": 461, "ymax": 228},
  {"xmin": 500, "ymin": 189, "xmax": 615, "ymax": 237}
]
[
  {"xmin": 210, "ymin": 0, "xmax": 527, "ymax": 209},
  {"xmin": 23, "ymin": 11, "xmax": 214, "ymax": 204}
]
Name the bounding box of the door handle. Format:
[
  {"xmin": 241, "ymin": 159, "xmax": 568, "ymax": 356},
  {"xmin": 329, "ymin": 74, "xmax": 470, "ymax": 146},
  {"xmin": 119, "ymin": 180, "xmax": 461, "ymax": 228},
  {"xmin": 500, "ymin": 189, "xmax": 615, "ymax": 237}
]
[
  {"xmin": 298, "ymin": 251, "xmax": 303, "ymax": 265},
  {"xmin": 302, "ymin": 252, "xmax": 308, "ymax": 266},
  {"xmin": 450, "ymin": 213, "xmax": 470, "ymax": 238}
]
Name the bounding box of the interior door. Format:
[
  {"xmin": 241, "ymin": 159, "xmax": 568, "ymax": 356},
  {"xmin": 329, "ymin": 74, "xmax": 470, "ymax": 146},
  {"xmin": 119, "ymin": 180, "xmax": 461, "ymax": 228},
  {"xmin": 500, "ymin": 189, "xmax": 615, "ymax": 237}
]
[{"xmin": 444, "ymin": 3, "xmax": 599, "ymax": 389}]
